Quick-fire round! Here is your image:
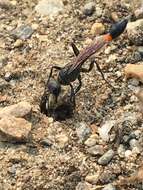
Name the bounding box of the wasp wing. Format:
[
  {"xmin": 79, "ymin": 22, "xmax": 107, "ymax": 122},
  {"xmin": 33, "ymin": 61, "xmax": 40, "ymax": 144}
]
[{"xmin": 67, "ymin": 36, "xmax": 108, "ymax": 75}]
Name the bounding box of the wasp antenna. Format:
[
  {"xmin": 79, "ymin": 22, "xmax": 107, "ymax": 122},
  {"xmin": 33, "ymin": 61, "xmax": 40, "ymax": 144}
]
[{"xmin": 109, "ymin": 16, "xmax": 129, "ymax": 39}]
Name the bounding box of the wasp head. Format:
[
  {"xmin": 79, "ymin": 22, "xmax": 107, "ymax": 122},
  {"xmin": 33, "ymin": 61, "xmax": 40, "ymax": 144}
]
[{"xmin": 44, "ymin": 78, "xmax": 61, "ymax": 110}]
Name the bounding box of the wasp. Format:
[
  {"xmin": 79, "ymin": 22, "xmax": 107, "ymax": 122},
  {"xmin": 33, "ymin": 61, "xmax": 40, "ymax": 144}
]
[{"xmin": 40, "ymin": 17, "xmax": 129, "ymax": 116}]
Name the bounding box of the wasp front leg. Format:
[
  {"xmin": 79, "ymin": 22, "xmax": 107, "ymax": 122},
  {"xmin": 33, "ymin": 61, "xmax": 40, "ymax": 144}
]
[
  {"xmin": 71, "ymin": 42, "xmax": 80, "ymax": 56},
  {"xmin": 69, "ymin": 83, "xmax": 76, "ymax": 107},
  {"xmin": 75, "ymin": 74, "xmax": 82, "ymax": 94},
  {"xmin": 40, "ymin": 92, "xmax": 48, "ymax": 115}
]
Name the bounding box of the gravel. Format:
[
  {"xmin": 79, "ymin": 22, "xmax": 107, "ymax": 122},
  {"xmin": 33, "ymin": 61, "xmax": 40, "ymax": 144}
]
[{"xmin": 0, "ymin": 0, "xmax": 142, "ymax": 189}]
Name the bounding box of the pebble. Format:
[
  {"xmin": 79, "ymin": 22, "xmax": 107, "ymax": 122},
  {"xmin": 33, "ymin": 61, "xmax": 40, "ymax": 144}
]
[
  {"xmin": 0, "ymin": 0, "xmax": 12, "ymax": 9},
  {"xmin": 0, "ymin": 116, "xmax": 31, "ymax": 142},
  {"xmin": 135, "ymin": 88, "xmax": 143, "ymax": 105},
  {"xmin": 76, "ymin": 182, "xmax": 92, "ymax": 190},
  {"xmin": 124, "ymin": 64, "xmax": 143, "ymax": 83},
  {"xmin": 125, "ymin": 150, "xmax": 132, "ymax": 158},
  {"xmin": 129, "ymin": 139, "xmax": 141, "ymax": 153},
  {"xmin": 4, "ymin": 72, "xmax": 13, "ymax": 82},
  {"xmin": 98, "ymin": 120, "xmax": 115, "ymax": 142},
  {"xmin": 84, "ymin": 134, "xmax": 98, "ymax": 147},
  {"xmin": 90, "ymin": 23, "xmax": 105, "ymax": 36},
  {"xmin": 98, "ymin": 149, "xmax": 114, "ymax": 165},
  {"xmin": 96, "ymin": 6, "xmax": 102, "ymax": 17},
  {"xmin": 56, "ymin": 134, "xmax": 69, "ymax": 148},
  {"xmin": 118, "ymin": 144, "xmax": 125, "ymax": 158},
  {"xmin": 40, "ymin": 138, "xmax": 53, "ymax": 147},
  {"xmin": 87, "ymin": 145, "xmax": 104, "ymax": 156},
  {"xmin": 127, "ymin": 19, "xmax": 143, "ymax": 45},
  {"xmin": 85, "ymin": 174, "xmax": 99, "ymax": 184},
  {"xmin": 76, "ymin": 122, "xmax": 91, "ymax": 143},
  {"xmin": 138, "ymin": 46, "xmax": 143, "ymax": 57},
  {"xmin": 134, "ymin": 7, "xmax": 143, "ymax": 19},
  {"xmin": 102, "ymin": 184, "xmax": 116, "ymax": 190},
  {"xmin": 14, "ymin": 39, "xmax": 23, "ymax": 48},
  {"xmin": 82, "ymin": 2, "xmax": 95, "ymax": 16},
  {"xmin": 0, "ymin": 101, "xmax": 32, "ymax": 119},
  {"xmin": 111, "ymin": 12, "xmax": 119, "ymax": 22},
  {"xmin": 35, "ymin": 0, "xmax": 64, "ymax": 17},
  {"xmin": 12, "ymin": 25, "xmax": 34, "ymax": 40}
]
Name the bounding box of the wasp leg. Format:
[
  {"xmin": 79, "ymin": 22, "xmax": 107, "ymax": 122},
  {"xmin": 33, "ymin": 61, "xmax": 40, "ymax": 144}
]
[
  {"xmin": 75, "ymin": 74, "xmax": 82, "ymax": 94},
  {"xmin": 48, "ymin": 66, "xmax": 62, "ymax": 83},
  {"xmin": 71, "ymin": 42, "xmax": 80, "ymax": 56},
  {"xmin": 95, "ymin": 61, "xmax": 114, "ymax": 88},
  {"xmin": 40, "ymin": 92, "xmax": 48, "ymax": 115},
  {"xmin": 69, "ymin": 83, "xmax": 76, "ymax": 107},
  {"xmin": 81, "ymin": 59, "xmax": 95, "ymax": 73}
]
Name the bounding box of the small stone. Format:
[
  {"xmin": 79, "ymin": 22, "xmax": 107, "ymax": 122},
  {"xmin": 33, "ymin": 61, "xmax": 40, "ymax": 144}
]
[
  {"xmin": 10, "ymin": 0, "xmax": 17, "ymax": 6},
  {"xmin": 124, "ymin": 64, "xmax": 143, "ymax": 83},
  {"xmin": 12, "ymin": 25, "xmax": 34, "ymax": 40},
  {"xmin": 0, "ymin": 101, "xmax": 32, "ymax": 118},
  {"xmin": 35, "ymin": 0, "xmax": 64, "ymax": 17},
  {"xmin": 76, "ymin": 182, "xmax": 92, "ymax": 190},
  {"xmin": 138, "ymin": 46, "xmax": 143, "ymax": 57},
  {"xmin": 40, "ymin": 138, "xmax": 53, "ymax": 147},
  {"xmin": 98, "ymin": 149, "xmax": 114, "ymax": 165},
  {"xmin": 102, "ymin": 184, "xmax": 116, "ymax": 190},
  {"xmin": 84, "ymin": 38, "xmax": 92, "ymax": 46},
  {"xmin": 0, "ymin": 116, "xmax": 31, "ymax": 142},
  {"xmin": 117, "ymin": 144, "xmax": 125, "ymax": 158},
  {"xmin": 104, "ymin": 46, "xmax": 111, "ymax": 55},
  {"xmin": 125, "ymin": 150, "xmax": 132, "ymax": 158},
  {"xmin": 135, "ymin": 89, "xmax": 143, "ymax": 105},
  {"xmin": 0, "ymin": 0, "xmax": 12, "ymax": 9},
  {"xmin": 56, "ymin": 134, "xmax": 69, "ymax": 148},
  {"xmin": 31, "ymin": 23, "xmax": 39, "ymax": 30},
  {"xmin": 98, "ymin": 120, "xmax": 115, "ymax": 142},
  {"xmin": 84, "ymin": 134, "xmax": 98, "ymax": 147},
  {"xmin": 111, "ymin": 12, "xmax": 119, "ymax": 22},
  {"xmin": 76, "ymin": 122, "xmax": 91, "ymax": 143},
  {"xmin": 134, "ymin": 7, "xmax": 143, "ymax": 19},
  {"xmin": 14, "ymin": 39, "xmax": 23, "ymax": 48},
  {"xmin": 115, "ymin": 71, "xmax": 122, "ymax": 78},
  {"xmin": 82, "ymin": 2, "xmax": 95, "ymax": 16},
  {"xmin": 85, "ymin": 174, "xmax": 99, "ymax": 184},
  {"xmin": 4, "ymin": 72, "xmax": 13, "ymax": 82},
  {"xmin": 87, "ymin": 145, "xmax": 104, "ymax": 156},
  {"xmin": 127, "ymin": 19, "xmax": 143, "ymax": 45},
  {"xmin": 129, "ymin": 139, "xmax": 141, "ymax": 153},
  {"xmin": 96, "ymin": 6, "xmax": 102, "ymax": 17},
  {"xmin": 91, "ymin": 23, "xmax": 105, "ymax": 36}
]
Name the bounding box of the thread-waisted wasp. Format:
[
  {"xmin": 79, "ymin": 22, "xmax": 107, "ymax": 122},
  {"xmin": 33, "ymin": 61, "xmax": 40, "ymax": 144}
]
[{"xmin": 40, "ymin": 16, "xmax": 129, "ymax": 119}]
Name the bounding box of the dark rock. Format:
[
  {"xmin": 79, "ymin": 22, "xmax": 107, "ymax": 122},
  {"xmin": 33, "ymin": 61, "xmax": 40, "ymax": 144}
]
[
  {"xmin": 83, "ymin": 2, "xmax": 95, "ymax": 16},
  {"xmin": 12, "ymin": 25, "xmax": 34, "ymax": 40},
  {"xmin": 98, "ymin": 149, "xmax": 114, "ymax": 165}
]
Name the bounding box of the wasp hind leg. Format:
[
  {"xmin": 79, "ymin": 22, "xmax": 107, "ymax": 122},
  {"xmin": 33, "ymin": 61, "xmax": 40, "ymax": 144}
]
[
  {"xmin": 95, "ymin": 62, "xmax": 114, "ymax": 88},
  {"xmin": 75, "ymin": 74, "xmax": 82, "ymax": 94}
]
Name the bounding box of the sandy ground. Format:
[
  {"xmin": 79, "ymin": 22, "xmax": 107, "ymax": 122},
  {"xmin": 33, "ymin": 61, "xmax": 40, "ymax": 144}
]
[{"xmin": 0, "ymin": 0, "xmax": 143, "ymax": 189}]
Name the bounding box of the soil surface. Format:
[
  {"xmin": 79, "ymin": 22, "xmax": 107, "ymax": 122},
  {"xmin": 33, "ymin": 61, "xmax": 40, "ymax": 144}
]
[{"xmin": 0, "ymin": 0, "xmax": 143, "ymax": 190}]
